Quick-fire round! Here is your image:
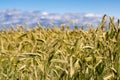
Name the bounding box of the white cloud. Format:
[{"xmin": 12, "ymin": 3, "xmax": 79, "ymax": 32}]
[
  {"xmin": 0, "ymin": 10, "xmax": 104, "ymax": 27},
  {"xmin": 42, "ymin": 12, "xmax": 48, "ymax": 15},
  {"xmin": 85, "ymin": 13, "xmax": 101, "ymax": 17}
]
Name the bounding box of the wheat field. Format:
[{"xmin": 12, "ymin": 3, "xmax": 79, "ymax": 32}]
[{"xmin": 0, "ymin": 15, "xmax": 120, "ymax": 80}]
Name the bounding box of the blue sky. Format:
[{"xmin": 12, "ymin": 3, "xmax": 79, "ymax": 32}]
[{"xmin": 0, "ymin": 0, "xmax": 120, "ymax": 18}]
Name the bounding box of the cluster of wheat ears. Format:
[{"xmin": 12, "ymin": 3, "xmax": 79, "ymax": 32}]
[{"xmin": 0, "ymin": 15, "xmax": 120, "ymax": 80}]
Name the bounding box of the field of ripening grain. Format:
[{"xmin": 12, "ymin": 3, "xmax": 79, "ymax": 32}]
[{"xmin": 0, "ymin": 15, "xmax": 120, "ymax": 80}]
